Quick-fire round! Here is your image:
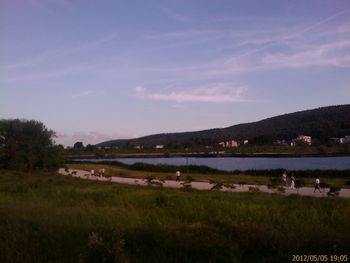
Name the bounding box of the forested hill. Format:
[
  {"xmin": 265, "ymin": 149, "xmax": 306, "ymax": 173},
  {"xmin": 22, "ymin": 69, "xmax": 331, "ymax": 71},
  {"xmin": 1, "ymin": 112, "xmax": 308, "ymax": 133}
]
[{"xmin": 97, "ymin": 105, "xmax": 350, "ymax": 148}]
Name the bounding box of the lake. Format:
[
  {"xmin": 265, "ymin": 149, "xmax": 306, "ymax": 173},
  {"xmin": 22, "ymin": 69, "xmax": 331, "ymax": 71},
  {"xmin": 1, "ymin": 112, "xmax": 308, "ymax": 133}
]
[{"xmin": 76, "ymin": 156, "xmax": 350, "ymax": 171}]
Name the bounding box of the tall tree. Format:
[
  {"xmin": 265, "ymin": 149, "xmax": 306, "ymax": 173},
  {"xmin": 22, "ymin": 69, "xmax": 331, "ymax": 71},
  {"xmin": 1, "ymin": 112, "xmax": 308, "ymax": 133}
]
[
  {"xmin": 0, "ymin": 119, "xmax": 63, "ymax": 170},
  {"xmin": 73, "ymin": 141, "xmax": 84, "ymax": 149}
]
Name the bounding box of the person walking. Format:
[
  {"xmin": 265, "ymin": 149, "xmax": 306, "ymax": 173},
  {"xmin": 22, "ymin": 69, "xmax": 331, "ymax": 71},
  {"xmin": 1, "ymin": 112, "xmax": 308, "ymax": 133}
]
[
  {"xmin": 282, "ymin": 171, "xmax": 287, "ymax": 187},
  {"xmin": 90, "ymin": 169, "xmax": 95, "ymax": 178},
  {"xmin": 101, "ymin": 167, "xmax": 105, "ymax": 177},
  {"xmin": 314, "ymin": 177, "xmax": 322, "ymax": 193},
  {"xmin": 176, "ymin": 171, "xmax": 181, "ymax": 182},
  {"xmin": 290, "ymin": 176, "xmax": 295, "ymax": 189}
]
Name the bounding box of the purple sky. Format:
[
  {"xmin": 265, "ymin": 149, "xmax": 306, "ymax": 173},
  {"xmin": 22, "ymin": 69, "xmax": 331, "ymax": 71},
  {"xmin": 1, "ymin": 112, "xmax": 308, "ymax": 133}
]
[{"xmin": 1, "ymin": 0, "xmax": 350, "ymax": 146}]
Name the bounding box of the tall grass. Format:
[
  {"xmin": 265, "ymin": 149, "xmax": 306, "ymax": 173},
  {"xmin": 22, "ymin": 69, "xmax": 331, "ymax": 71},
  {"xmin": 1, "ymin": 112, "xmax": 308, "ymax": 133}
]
[{"xmin": 0, "ymin": 170, "xmax": 349, "ymax": 262}]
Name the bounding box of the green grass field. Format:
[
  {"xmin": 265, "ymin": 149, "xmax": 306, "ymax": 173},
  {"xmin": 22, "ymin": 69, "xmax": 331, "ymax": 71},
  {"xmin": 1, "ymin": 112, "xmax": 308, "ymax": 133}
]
[{"xmin": 0, "ymin": 170, "xmax": 349, "ymax": 263}]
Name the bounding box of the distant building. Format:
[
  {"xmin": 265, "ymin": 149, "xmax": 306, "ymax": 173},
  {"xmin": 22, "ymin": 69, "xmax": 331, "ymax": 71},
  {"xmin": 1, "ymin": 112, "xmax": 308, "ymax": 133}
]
[
  {"xmin": 134, "ymin": 145, "xmax": 143, "ymax": 149},
  {"xmin": 227, "ymin": 140, "xmax": 239, "ymax": 147},
  {"xmin": 292, "ymin": 135, "xmax": 312, "ymax": 146},
  {"xmin": 329, "ymin": 136, "xmax": 350, "ymax": 144},
  {"xmin": 243, "ymin": 140, "xmax": 249, "ymax": 145},
  {"xmin": 219, "ymin": 140, "xmax": 239, "ymax": 148},
  {"xmin": 155, "ymin": 145, "xmax": 164, "ymax": 149}
]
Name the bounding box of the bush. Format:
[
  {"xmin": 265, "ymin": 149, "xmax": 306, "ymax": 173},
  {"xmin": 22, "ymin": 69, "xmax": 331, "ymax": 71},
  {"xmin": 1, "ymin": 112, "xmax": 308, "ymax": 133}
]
[
  {"xmin": 294, "ymin": 179, "xmax": 305, "ymax": 189},
  {"xmin": 320, "ymin": 182, "xmax": 330, "ymax": 189},
  {"xmin": 211, "ymin": 182, "xmax": 223, "ymax": 191},
  {"xmin": 248, "ymin": 186, "xmax": 260, "ymax": 192},
  {"xmin": 327, "ymin": 185, "xmax": 341, "ymax": 196},
  {"xmin": 268, "ymin": 178, "xmax": 281, "ymax": 189}
]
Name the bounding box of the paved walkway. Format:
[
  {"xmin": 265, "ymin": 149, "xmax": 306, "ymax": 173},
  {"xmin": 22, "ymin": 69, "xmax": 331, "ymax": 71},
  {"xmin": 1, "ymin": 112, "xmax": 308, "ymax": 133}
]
[{"xmin": 58, "ymin": 168, "xmax": 350, "ymax": 198}]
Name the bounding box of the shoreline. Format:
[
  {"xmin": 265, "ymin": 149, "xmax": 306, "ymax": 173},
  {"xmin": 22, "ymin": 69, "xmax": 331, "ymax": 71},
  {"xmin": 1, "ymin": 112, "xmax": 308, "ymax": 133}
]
[{"xmin": 67, "ymin": 152, "xmax": 350, "ymax": 159}]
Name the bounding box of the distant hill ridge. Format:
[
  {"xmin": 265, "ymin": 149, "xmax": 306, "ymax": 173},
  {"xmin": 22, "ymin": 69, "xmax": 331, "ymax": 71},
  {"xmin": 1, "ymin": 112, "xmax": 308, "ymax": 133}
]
[{"xmin": 97, "ymin": 104, "xmax": 350, "ymax": 148}]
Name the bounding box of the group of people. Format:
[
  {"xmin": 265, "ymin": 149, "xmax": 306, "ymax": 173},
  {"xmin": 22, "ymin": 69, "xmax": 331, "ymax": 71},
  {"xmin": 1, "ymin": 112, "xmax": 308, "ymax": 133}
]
[
  {"xmin": 282, "ymin": 171, "xmax": 322, "ymax": 193},
  {"xmin": 281, "ymin": 171, "xmax": 295, "ymax": 188},
  {"xmin": 89, "ymin": 168, "xmax": 106, "ymax": 178}
]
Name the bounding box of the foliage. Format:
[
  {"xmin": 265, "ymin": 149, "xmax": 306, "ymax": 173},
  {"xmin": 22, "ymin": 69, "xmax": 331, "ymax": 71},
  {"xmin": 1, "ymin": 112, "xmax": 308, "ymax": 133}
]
[
  {"xmin": 211, "ymin": 182, "xmax": 223, "ymax": 191},
  {"xmin": 74, "ymin": 141, "xmax": 84, "ymax": 149},
  {"xmin": 248, "ymin": 186, "xmax": 260, "ymax": 192},
  {"xmin": 327, "ymin": 185, "xmax": 341, "ymax": 197},
  {"xmin": 294, "ymin": 179, "xmax": 306, "ymax": 189},
  {"xmin": 268, "ymin": 178, "xmax": 281, "ymax": 189},
  {"xmin": 0, "ymin": 119, "xmax": 63, "ymax": 170},
  {"xmin": 0, "ymin": 170, "xmax": 349, "ymax": 262}
]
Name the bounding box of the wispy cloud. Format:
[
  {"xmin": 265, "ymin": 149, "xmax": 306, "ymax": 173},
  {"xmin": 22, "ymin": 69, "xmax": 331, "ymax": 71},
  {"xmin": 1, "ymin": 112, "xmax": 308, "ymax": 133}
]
[
  {"xmin": 26, "ymin": 0, "xmax": 73, "ymax": 10},
  {"xmin": 162, "ymin": 7, "xmax": 194, "ymax": 22},
  {"xmin": 1, "ymin": 33, "xmax": 117, "ymax": 70},
  {"xmin": 3, "ymin": 63, "xmax": 96, "ymax": 82},
  {"xmin": 71, "ymin": 90, "xmax": 95, "ymax": 99},
  {"xmin": 135, "ymin": 84, "xmax": 248, "ymax": 103},
  {"xmin": 140, "ymin": 9, "xmax": 350, "ymax": 82},
  {"xmin": 134, "ymin": 85, "xmax": 146, "ymax": 93},
  {"xmin": 262, "ymin": 39, "xmax": 350, "ymax": 69}
]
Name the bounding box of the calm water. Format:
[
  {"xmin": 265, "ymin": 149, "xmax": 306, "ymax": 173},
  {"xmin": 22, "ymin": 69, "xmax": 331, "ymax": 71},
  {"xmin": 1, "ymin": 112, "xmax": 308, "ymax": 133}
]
[{"xmin": 77, "ymin": 156, "xmax": 350, "ymax": 171}]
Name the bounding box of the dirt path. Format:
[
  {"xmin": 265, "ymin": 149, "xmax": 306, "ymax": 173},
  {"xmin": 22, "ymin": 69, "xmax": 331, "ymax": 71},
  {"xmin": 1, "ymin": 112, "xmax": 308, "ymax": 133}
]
[{"xmin": 58, "ymin": 168, "xmax": 350, "ymax": 198}]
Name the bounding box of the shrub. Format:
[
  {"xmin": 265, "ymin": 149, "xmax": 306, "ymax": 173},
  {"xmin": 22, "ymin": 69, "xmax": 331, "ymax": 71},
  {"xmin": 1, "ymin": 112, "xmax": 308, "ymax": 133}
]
[
  {"xmin": 248, "ymin": 186, "xmax": 260, "ymax": 192},
  {"xmin": 211, "ymin": 182, "xmax": 223, "ymax": 191},
  {"xmin": 186, "ymin": 176, "xmax": 194, "ymax": 183},
  {"xmin": 294, "ymin": 179, "xmax": 305, "ymax": 189},
  {"xmin": 320, "ymin": 182, "xmax": 330, "ymax": 189},
  {"xmin": 268, "ymin": 178, "xmax": 281, "ymax": 189},
  {"xmin": 223, "ymin": 183, "xmax": 236, "ymax": 190},
  {"xmin": 327, "ymin": 185, "xmax": 341, "ymax": 196}
]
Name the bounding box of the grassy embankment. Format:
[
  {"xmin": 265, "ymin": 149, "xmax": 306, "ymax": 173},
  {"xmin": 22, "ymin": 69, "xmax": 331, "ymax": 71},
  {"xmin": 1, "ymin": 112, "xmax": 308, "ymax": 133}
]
[
  {"xmin": 0, "ymin": 169, "xmax": 349, "ymax": 263},
  {"xmin": 68, "ymin": 162, "xmax": 350, "ymax": 188}
]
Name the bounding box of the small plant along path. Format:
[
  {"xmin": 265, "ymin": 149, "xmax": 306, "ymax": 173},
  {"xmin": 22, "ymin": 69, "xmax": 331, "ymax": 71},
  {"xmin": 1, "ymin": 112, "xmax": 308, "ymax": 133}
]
[{"xmin": 58, "ymin": 168, "xmax": 350, "ymax": 198}]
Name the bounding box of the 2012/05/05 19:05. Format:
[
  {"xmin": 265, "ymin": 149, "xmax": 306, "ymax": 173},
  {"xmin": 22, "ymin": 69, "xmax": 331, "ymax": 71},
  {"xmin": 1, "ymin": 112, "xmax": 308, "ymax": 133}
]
[{"xmin": 292, "ymin": 254, "xmax": 348, "ymax": 262}]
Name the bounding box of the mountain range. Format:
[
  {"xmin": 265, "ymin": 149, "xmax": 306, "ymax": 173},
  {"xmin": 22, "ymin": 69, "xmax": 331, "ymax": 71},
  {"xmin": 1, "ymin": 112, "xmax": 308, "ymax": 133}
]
[{"xmin": 97, "ymin": 105, "xmax": 350, "ymax": 148}]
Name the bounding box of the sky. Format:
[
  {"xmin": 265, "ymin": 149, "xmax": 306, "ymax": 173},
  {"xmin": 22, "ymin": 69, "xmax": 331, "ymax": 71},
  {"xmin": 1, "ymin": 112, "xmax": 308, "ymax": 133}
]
[{"xmin": 1, "ymin": 0, "xmax": 350, "ymax": 146}]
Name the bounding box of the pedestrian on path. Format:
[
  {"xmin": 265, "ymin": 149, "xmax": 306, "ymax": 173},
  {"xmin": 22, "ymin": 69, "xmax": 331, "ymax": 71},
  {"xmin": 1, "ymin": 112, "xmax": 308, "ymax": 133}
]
[
  {"xmin": 314, "ymin": 177, "xmax": 322, "ymax": 193},
  {"xmin": 282, "ymin": 171, "xmax": 287, "ymax": 187},
  {"xmin": 290, "ymin": 176, "xmax": 295, "ymax": 189},
  {"xmin": 91, "ymin": 169, "xmax": 95, "ymax": 178},
  {"xmin": 176, "ymin": 171, "xmax": 181, "ymax": 181}
]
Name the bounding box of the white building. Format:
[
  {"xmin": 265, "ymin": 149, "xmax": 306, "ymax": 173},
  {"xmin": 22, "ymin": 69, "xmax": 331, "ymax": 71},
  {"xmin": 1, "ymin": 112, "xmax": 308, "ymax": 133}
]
[
  {"xmin": 219, "ymin": 140, "xmax": 239, "ymax": 148},
  {"xmin": 155, "ymin": 145, "xmax": 164, "ymax": 149}
]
